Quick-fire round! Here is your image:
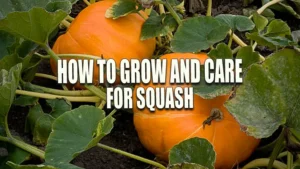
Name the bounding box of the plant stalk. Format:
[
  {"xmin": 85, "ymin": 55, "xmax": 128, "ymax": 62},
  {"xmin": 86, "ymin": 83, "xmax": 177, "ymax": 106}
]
[
  {"xmin": 16, "ymin": 90, "xmax": 100, "ymax": 103},
  {"xmin": 242, "ymin": 158, "xmax": 287, "ymax": 169},
  {"xmin": 42, "ymin": 45, "xmax": 60, "ymax": 61},
  {"xmin": 35, "ymin": 73, "xmax": 58, "ymax": 81},
  {"xmin": 83, "ymin": 0, "xmax": 91, "ymax": 5},
  {"xmin": 0, "ymin": 136, "xmax": 45, "ymax": 159},
  {"xmin": 256, "ymin": 0, "xmax": 284, "ymax": 16},
  {"xmin": 228, "ymin": 31, "xmax": 234, "ymax": 48},
  {"xmin": 287, "ymin": 152, "xmax": 293, "ymax": 169},
  {"xmin": 84, "ymin": 85, "xmax": 107, "ymax": 101},
  {"xmin": 267, "ymin": 129, "xmax": 285, "ymax": 169},
  {"xmin": 97, "ymin": 143, "xmax": 167, "ymax": 169},
  {"xmin": 206, "ymin": 0, "xmax": 212, "ymax": 16},
  {"xmin": 163, "ymin": 1, "xmax": 182, "ymax": 25},
  {"xmin": 29, "ymin": 83, "xmax": 94, "ymax": 96}
]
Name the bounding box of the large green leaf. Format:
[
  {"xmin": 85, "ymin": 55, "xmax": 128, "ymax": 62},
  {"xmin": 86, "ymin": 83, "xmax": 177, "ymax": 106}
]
[
  {"xmin": 193, "ymin": 43, "xmax": 233, "ymax": 99},
  {"xmin": 0, "ymin": 0, "xmax": 76, "ymax": 45},
  {"xmin": 225, "ymin": 49, "xmax": 300, "ymax": 138},
  {"xmin": 215, "ymin": 14, "xmax": 255, "ymax": 32},
  {"xmin": 0, "ymin": 0, "xmax": 75, "ymax": 18},
  {"xmin": 105, "ymin": 0, "xmax": 141, "ymax": 19},
  {"xmin": 168, "ymin": 163, "xmax": 208, "ymax": 169},
  {"xmin": 171, "ymin": 16, "xmax": 230, "ymax": 52},
  {"xmin": 0, "ymin": 8, "xmax": 68, "ymax": 45},
  {"xmin": 0, "ymin": 63, "xmax": 22, "ymax": 136},
  {"xmin": 169, "ymin": 138, "xmax": 215, "ymax": 169},
  {"xmin": 45, "ymin": 106, "xmax": 114, "ymax": 168},
  {"xmin": 236, "ymin": 46, "xmax": 261, "ymax": 69}
]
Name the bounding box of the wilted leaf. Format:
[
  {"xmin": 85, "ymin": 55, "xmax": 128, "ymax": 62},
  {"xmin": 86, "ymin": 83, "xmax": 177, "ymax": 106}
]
[
  {"xmin": 169, "ymin": 138, "xmax": 216, "ymax": 169},
  {"xmin": 0, "ymin": 64, "xmax": 22, "ymax": 136},
  {"xmin": 45, "ymin": 106, "xmax": 114, "ymax": 168},
  {"xmin": 105, "ymin": 0, "xmax": 140, "ymax": 19},
  {"xmin": 171, "ymin": 16, "xmax": 230, "ymax": 52},
  {"xmin": 225, "ymin": 49, "xmax": 300, "ymax": 138},
  {"xmin": 236, "ymin": 46, "xmax": 261, "ymax": 69},
  {"xmin": 25, "ymin": 104, "xmax": 54, "ymax": 145},
  {"xmin": 215, "ymin": 14, "xmax": 255, "ymax": 32}
]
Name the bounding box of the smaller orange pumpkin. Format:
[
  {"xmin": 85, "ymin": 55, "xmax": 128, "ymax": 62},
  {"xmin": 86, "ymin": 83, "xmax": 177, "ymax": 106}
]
[
  {"xmin": 50, "ymin": 0, "xmax": 156, "ymax": 89},
  {"xmin": 133, "ymin": 53, "xmax": 260, "ymax": 169}
]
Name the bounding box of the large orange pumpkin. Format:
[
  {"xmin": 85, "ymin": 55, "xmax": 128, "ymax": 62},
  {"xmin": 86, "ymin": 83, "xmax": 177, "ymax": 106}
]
[
  {"xmin": 50, "ymin": 0, "xmax": 156, "ymax": 88},
  {"xmin": 133, "ymin": 53, "xmax": 260, "ymax": 169}
]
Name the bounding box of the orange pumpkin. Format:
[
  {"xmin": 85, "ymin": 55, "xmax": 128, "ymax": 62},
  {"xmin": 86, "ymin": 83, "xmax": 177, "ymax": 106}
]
[
  {"xmin": 50, "ymin": 0, "xmax": 156, "ymax": 88},
  {"xmin": 133, "ymin": 53, "xmax": 260, "ymax": 169}
]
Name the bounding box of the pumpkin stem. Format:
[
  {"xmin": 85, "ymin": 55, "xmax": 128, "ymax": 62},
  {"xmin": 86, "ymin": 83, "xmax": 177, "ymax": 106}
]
[{"xmin": 202, "ymin": 108, "xmax": 223, "ymax": 129}]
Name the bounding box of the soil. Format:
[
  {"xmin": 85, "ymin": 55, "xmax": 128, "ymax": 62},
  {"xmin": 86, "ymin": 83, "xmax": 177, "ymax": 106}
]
[{"xmin": 7, "ymin": 0, "xmax": 299, "ymax": 169}]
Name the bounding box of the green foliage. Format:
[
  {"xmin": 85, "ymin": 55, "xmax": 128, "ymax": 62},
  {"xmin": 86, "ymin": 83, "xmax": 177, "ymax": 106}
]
[
  {"xmin": 105, "ymin": 0, "xmax": 141, "ymax": 19},
  {"xmin": 45, "ymin": 106, "xmax": 114, "ymax": 168},
  {"xmin": 171, "ymin": 16, "xmax": 230, "ymax": 52},
  {"xmin": 169, "ymin": 138, "xmax": 215, "ymax": 169},
  {"xmin": 226, "ymin": 49, "xmax": 300, "ymax": 138}
]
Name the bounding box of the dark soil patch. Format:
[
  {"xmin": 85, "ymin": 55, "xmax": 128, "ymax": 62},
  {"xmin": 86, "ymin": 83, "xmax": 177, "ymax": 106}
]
[{"xmin": 7, "ymin": 0, "xmax": 299, "ymax": 168}]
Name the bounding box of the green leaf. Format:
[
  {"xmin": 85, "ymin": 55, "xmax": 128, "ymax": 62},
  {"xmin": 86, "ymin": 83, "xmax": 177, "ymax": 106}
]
[
  {"xmin": 252, "ymin": 12, "xmax": 268, "ymax": 32},
  {"xmin": 46, "ymin": 99, "xmax": 72, "ymax": 118},
  {"xmin": 105, "ymin": 0, "xmax": 140, "ymax": 19},
  {"xmin": 168, "ymin": 163, "xmax": 208, "ymax": 169},
  {"xmin": 169, "ymin": 138, "xmax": 216, "ymax": 169},
  {"xmin": 265, "ymin": 19, "xmax": 291, "ymax": 37},
  {"xmin": 141, "ymin": 12, "xmax": 177, "ymax": 40},
  {"xmin": 215, "ymin": 14, "xmax": 255, "ymax": 32},
  {"xmin": 0, "ymin": 63, "xmax": 22, "ymax": 136},
  {"xmin": 0, "ymin": 143, "xmax": 30, "ymax": 169},
  {"xmin": 208, "ymin": 43, "xmax": 232, "ymax": 60},
  {"xmin": 193, "ymin": 43, "xmax": 233, "ymax": 99},
  {"xmin": 7, "ymin": 162, "xmax": 57, "ymax": 169},
  {"xmin": 225, "ymin": 49, "xmax": 300, "ymax": 138},
  {"xmin": 0, "ymin": 8, "xmax": 68, "ymax": 45},
  {"xmin": 0, "ymin": 54, "xmax": 22, "ymax": 71},
  {"xmin": 236, "ymin": 46, "xmax": 261, "ymax": 69},
  {"xmin": 0, "ymin": 31, "xmax": 16, "ymax": 59},
  {"xmin": 45, "ymin": 106, "xmax": 115, "ymax": 168},
  {"xmin": 246, "ymin": 32, "xmax": 294, "ymax": 49},
  {"xmin": 171, "ymin": 16, "xmax": 230, "ymax": 52}
]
